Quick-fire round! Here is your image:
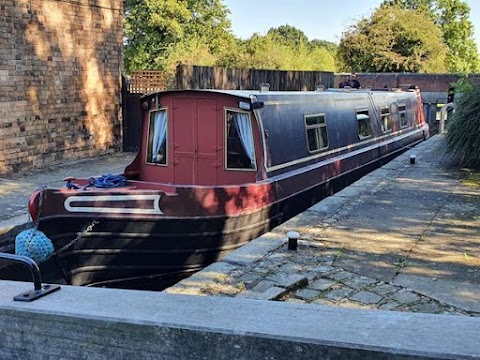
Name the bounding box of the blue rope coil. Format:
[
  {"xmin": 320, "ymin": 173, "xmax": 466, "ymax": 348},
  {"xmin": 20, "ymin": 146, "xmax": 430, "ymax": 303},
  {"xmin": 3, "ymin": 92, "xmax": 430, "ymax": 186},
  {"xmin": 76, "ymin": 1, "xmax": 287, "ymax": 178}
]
[
  {"xmin": 89, "ymin": 174, "xmax": 127, "ymax": 188},
  {"xmin": 15, "ymin": 228, "xmax": 54, "ymax": 263}
]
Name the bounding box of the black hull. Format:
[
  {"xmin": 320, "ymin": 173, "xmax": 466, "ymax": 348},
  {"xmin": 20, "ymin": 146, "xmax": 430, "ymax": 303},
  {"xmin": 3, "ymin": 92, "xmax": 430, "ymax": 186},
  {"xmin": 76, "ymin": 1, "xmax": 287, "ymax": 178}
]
[
  {"xmin": 40, "ymin": 207, "xmax": 281, "ymax": 289},
  {"xmin": 39, "ymin": 138, "xmax": 421, "ymax": 290}
]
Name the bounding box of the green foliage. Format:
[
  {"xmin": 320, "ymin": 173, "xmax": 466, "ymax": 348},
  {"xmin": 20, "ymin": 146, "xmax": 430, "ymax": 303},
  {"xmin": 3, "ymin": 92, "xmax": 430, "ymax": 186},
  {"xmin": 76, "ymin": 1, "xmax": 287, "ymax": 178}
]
[
  {"xmin": 337, "ymin": 6, "xmax": 447, "ymax": 72},
  {"xmin": 437, "ymin": 0, "xmax": 480, "ymax": 73},
  {"xmin": 123, "ymin": 0, "xmax": 235, "ymax": 73},
  {"xmin": 237, "ymin": 28, "xmax": 337, "ymax": 71},
  {"xmin": 381, "ymin": 0, "xmax": 480, "ymax": 73},
  {"xmin": 310, "ymin": 39, "xmax": 338, "ymax": 53},
  {"xmin": 267, "ymin": 24, "xmax": 309, "ymax": 48},
  {"xmin": 446, "ymin": 80, "xmax": 480, "ymax": 168},
  {"xmin": 123, "ymin": 1, "xmax": 338, "ymax": 73},
  {"xmin": 382, "ymin": 0, "xmax": 434, "ymax": 15}
]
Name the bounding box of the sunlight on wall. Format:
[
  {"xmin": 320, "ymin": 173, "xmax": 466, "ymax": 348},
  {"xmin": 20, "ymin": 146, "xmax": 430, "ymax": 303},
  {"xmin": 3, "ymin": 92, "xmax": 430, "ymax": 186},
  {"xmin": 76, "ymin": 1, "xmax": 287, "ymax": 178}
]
[{"xmin": 1, "ymin": 0, "xmax": 123, "ymax": 175}]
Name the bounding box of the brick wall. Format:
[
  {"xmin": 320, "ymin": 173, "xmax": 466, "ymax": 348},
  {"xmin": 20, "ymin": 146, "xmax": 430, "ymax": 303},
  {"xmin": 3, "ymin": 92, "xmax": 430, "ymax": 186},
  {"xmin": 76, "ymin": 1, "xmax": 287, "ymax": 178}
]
[
  {"xmin": 0, "ymin": 0, "xmax": 123, "ymax": 175},
  {"xmin": 335, "ymin": 73, "xmax": 480, "ymax": 92}
]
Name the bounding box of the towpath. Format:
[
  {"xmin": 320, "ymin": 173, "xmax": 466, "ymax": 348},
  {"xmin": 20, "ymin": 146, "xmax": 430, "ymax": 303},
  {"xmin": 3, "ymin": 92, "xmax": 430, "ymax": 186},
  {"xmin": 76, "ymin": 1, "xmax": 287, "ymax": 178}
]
[{"xmin": 166, "ymin": 135, "xmax": 480, "ymax": 317}]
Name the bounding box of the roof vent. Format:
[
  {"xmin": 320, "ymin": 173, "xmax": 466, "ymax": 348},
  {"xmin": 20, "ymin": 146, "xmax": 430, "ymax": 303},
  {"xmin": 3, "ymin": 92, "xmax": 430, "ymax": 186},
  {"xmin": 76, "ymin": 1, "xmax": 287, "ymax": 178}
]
[{"xmin": 260, "ymin": 83, "xmax": 270, "ymax": 92}]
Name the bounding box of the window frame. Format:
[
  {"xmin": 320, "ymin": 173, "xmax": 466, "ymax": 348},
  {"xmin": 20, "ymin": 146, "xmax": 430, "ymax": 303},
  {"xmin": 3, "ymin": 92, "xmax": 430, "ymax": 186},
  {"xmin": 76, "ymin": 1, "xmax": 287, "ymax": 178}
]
[
  {"xmin": 356, "ymin": 109, "xmax": 373, "ymax": 140},
  {"xmin": 224, "ymin": 108, "xmax": 257, "ymax": 172},
  {"xmin": 398, "ymin": 104, "xmax": 408, "ymax": 128},
  {"xmin": 304, "ymin": 113, "xmax": 329, "ymax": 153},
  {"xmin": 380, "ymin": 106, "xmax": 392, "ymax": 133},
  {"xmin": 145, "ymin": 108, "xmax": 168, "ymax": 166}
]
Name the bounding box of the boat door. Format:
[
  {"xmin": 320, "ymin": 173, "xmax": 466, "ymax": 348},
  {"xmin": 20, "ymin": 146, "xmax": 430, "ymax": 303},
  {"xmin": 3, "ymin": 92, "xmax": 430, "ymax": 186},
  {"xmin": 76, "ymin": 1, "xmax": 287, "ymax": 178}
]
[{"xmin": 172, "ymin": 98, "xmax": 219, "ymax": 185}]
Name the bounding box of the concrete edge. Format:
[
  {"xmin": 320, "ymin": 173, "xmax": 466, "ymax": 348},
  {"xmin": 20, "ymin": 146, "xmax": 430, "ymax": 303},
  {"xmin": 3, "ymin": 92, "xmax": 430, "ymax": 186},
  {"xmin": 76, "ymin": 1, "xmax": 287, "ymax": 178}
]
[{"xmin": 0, "ymin": 280, "xmax": 479, "ymax": 359}]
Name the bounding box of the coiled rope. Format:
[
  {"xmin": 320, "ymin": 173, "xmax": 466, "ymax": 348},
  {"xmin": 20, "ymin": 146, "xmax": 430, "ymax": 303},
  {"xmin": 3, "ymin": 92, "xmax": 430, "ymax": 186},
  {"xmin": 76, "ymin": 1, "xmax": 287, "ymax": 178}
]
[{"xmin": 88, "ymin": 174, "xmax": 127, "ymax": 188}]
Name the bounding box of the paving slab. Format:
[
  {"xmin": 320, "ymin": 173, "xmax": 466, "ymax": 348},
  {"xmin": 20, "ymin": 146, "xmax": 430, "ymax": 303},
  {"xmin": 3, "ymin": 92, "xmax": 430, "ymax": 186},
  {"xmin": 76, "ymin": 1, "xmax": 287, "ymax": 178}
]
[{"xmin": 394, "ymin": 273, "xmax": 480, "ymax": 313}]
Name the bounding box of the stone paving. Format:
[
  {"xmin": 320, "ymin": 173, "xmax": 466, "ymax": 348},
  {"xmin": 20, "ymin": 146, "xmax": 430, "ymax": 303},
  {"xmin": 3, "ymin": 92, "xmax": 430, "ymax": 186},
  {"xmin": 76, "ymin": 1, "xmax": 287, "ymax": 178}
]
[
  {"xmin": 167, "ymin": 233, "xmax": 478, "ymax": 317},
  {"xmin": 166, "ymin": 135, "xmax": 480, "ymax": 318}
]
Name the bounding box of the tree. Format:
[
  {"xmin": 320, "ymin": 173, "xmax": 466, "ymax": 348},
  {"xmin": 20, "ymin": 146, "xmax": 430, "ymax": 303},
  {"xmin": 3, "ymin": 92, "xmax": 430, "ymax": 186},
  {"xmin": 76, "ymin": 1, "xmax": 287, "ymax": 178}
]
[
  {"xmin": 310, "ymin": 39, "xmax": 338, "ymax": 54},
  {"xmin": 267, "ymin": 25, "xmax": 309, "ymax": 48},
  {"xmin": 437, "ymin": 0, "xmax": 480, "ymax": 72},
  {"xmin": 381, "ymin": 0, "xmax": 480, "ymax": 73},
  {"xmin": 123, "ymin": 5, "xmax": 339, "ymax": 73},
  {"xmin": 382, "ymin": 0, "xmax": 434, "ymax": 15},
  {"xmin": 237, "ymin": 29, "xmax": 337, "ymax": 72},
  {"xmin": 337, "ymin": 6, "xmax": 447, "ymax": 73},
  {"xmin": 123, "ymin": 0, "xmax": 235, "ymax": 73}
]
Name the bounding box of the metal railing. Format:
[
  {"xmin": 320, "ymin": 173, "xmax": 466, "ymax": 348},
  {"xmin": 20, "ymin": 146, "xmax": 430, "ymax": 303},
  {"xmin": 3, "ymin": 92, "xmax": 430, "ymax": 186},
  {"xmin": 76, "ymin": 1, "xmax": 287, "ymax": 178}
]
[{"xmin": 0, "ymin": 252, "xmax": 60, "ymax": 301}]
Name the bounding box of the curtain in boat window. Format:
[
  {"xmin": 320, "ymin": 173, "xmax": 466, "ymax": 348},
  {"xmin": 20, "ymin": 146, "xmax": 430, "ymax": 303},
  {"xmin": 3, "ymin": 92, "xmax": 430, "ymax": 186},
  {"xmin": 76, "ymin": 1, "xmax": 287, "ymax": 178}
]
[
  {"xmin": 152, "ymin": 110, "xmax": 167, "ymax": 163},
  {"xmin": 233, "ymin": 112, "xmax": 255, "ymax": 167}
]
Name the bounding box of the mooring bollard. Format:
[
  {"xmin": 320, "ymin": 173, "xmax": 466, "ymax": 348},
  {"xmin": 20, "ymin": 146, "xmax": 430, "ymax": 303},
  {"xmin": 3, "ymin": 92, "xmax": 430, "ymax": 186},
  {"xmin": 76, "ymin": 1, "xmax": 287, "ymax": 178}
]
[
  {"xmin": 410, "ymin": 155, "xmax": 416, "ymax": 165},
  {"xmin": 287, "ymin": 231, "xmax": 300, "ymax": 251}
]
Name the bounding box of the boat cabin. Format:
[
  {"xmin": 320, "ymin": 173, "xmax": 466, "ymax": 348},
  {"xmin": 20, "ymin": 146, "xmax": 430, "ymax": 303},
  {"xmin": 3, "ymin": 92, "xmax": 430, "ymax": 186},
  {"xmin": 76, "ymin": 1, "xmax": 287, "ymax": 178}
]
[{"xmin": 125, "ymin": 88, "xmax": 424, "ymax": 186}]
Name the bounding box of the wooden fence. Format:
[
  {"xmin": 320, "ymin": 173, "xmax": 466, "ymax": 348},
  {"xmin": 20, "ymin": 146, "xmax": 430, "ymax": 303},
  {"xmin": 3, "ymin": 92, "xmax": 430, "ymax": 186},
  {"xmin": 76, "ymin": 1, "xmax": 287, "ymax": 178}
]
[
  {"xmin": 174, "ymin": 65, "xmax": 334, "ymax": 91},
  {"xmin": 126, "ymin": 66, "xmax": 335, "ymax": 93},
  {"xmin": 127, "ymin": 66, "xmax": 480, "ymax": 94}
]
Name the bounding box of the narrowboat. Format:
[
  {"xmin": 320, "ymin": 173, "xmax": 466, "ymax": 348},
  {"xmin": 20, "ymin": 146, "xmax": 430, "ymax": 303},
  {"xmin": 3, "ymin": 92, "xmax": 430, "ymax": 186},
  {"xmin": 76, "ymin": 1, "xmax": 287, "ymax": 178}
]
[{"xmin": 27, "ymin": 87, "xmax": 429, "ymax": 289}]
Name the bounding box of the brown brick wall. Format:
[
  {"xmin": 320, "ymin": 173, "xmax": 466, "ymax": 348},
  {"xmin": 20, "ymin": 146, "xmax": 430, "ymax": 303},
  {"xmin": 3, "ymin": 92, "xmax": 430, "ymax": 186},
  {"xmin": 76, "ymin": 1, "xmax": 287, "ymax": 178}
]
[
  {"xmin": 0, "ymin": 0, "xmax": 123, "ymax": 175},
  {"xmin": 335, "ymin": 73, "xmax": 480, "ymax": 92}
]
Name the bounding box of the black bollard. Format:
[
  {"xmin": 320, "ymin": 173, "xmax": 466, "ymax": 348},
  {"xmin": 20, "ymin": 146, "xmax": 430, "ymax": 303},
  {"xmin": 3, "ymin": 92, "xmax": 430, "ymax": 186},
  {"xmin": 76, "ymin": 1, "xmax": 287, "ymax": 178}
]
[{"xmin": 287, "ymin": 231, "xmax": 299, "ymax": 251}]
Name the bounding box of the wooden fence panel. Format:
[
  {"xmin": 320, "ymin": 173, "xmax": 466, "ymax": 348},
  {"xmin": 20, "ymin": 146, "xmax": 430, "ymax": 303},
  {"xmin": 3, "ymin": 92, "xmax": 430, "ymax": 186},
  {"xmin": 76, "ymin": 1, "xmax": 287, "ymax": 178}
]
[{"xmin": 174, "ymin": 65, "xmax": 335, "ymax": 91}]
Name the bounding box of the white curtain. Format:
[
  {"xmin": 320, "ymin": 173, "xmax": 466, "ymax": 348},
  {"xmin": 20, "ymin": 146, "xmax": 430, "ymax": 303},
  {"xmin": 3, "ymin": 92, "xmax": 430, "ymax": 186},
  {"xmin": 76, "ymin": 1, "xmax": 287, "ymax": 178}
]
[
  {"xmin": 152, "ymin": 110, "xmax": 167, "ymax": 162},
  {"xmin": 233, "ymin": 112, "xmax": 255, "ymax": 167}
]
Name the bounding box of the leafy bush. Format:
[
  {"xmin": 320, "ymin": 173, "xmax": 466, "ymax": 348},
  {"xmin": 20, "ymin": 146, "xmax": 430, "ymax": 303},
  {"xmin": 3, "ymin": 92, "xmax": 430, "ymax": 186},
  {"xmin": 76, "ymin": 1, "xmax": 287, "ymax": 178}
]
[{"xmin": 446, "ymin": 80, "xmax": 480, "ymax": 169}]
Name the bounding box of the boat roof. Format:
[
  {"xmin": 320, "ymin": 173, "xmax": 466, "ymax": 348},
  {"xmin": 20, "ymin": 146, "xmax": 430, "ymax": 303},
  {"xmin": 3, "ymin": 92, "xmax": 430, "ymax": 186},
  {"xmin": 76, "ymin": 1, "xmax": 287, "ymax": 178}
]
[{"xmin": 142, "ymin": 88, "xmax": 415, "ymax": 101}]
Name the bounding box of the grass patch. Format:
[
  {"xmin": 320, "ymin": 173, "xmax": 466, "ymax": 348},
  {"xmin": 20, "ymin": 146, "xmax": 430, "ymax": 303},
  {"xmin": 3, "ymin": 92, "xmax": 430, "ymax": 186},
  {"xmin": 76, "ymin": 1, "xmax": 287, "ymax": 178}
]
[{"xmin": 459, "ymin": 170, "xmax": 480, "ymax": 188}]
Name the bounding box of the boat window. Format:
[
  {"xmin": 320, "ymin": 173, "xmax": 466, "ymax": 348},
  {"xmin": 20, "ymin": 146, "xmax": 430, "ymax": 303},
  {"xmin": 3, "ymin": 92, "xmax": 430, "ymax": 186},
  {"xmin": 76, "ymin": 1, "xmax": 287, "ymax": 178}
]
[
  {"xmin": 146, "ymin": 109, "xmax": 167, "ymax": 165},
  {"xmin": 305, "ymin": 114, "xmax": 328, "ymax": 152},
  {"xmin": 399, "ymin": 105, "xmax": 408, "ymax": 128},
  {"xmin": 356, "ymin": 110, "xmax": 372, "ymax": 139},
  {"xmin": 225, "ymin": 110, "xmax": 256, "ymax": 170},
  {"xmin": 380, "ymin": 107, "xmax": 392, "ymax": 133}
]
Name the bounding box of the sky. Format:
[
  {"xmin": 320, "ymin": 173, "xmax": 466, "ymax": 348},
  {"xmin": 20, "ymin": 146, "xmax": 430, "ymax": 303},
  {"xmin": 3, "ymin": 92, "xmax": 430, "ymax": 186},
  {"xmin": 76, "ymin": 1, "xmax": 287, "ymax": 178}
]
[{"xmin": 222, "ymin": 0, "xmax": 480, "ymax": 48}]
